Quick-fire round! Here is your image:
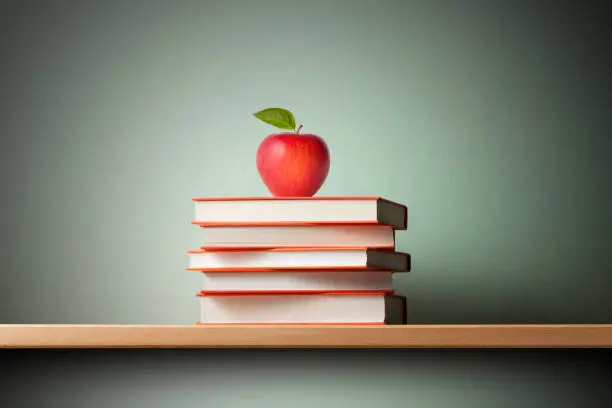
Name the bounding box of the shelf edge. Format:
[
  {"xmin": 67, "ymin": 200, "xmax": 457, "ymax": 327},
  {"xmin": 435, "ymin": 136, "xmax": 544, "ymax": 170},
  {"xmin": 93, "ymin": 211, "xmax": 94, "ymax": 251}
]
[{"xmin": 1, "ymin": 324, "xmax": 611, "ymax": 349}]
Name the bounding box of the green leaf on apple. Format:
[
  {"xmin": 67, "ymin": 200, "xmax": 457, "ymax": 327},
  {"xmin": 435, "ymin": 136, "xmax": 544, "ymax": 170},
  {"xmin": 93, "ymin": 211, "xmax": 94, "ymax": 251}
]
[{"xmin": 253, "ymin": 107, "xmax": 296, "ymax": 130}]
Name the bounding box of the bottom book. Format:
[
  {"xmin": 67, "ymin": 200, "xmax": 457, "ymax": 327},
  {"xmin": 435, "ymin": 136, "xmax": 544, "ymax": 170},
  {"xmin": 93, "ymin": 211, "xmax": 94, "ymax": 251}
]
[{"xmin": 196, "ymin": 291, "xmax": 406, "ymax": 325}]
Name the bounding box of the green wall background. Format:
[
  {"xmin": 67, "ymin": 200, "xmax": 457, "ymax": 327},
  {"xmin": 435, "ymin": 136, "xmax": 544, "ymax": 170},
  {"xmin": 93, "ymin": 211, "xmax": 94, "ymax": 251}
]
[
  {"xmin": 4, "ymin": 349, "xmax": 609, "ymax": 408},
  {"xmin": 2, "ymin": 0, "xmax": 610, "ymax": 325},
  {"xmin": 2, "ymin": 1, "xmax": 611, "ymax": 407}
]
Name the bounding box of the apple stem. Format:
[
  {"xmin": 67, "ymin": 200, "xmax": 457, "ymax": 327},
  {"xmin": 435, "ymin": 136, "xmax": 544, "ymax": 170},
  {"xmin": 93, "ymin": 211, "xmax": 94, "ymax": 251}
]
[{"xmin": 296, "ymin": 124, "xmax": 303, "ymax": 135}]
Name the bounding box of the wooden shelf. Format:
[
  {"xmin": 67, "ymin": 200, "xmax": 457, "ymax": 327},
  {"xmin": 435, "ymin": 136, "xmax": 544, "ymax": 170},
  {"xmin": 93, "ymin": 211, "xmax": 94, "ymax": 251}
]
[{"xmin": 1, "ymin": 324, "xmax": 611, "ymax": 348}]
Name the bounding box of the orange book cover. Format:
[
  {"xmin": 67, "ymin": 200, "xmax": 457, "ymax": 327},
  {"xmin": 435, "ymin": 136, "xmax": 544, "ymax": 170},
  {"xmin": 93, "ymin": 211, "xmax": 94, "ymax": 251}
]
[
  {"xmin": 195, "ymin": 290, "xmax": 406, "ymax": 326},
  {"xmin": 187, "ymin": 247, "xmax": 403, "ymax": 253},
  {"xmin": 196, "ymin": 289, "xmax": 394, "ymax": 297},
  {"xmin": 191, "ymin": 196, "xmax": 408, "ymax": 228},
  {"xmin": 195, "ymin": 290, "xmax": 400, "ymax": 325},
  {"xmin": 194, "ymin": 322, "xmax": 386, "ymax": 326},
  {"xmin": 192, "ymin": 196, "xmax": 406, "ymax": 208},
  {"xmin": 189, "ymin": 246, "xmax": 398, "ymax": 253},
  {"xmin": 192, "ymin": 220, "xmax": 395, "ymax": 227},
  {"xmin": 185, "ymin": 247, "xmax": 410, "ymax": 272},
  {"xmin": 199, "ymin": 244, "xmax": 395, "ymax": 251}
]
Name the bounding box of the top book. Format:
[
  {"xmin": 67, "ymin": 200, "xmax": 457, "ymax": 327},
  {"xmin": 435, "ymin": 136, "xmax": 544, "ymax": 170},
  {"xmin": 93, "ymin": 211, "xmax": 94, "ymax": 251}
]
[{"xmin": 192, "ymin": 197, "xmax": 407, "ymax": 230}]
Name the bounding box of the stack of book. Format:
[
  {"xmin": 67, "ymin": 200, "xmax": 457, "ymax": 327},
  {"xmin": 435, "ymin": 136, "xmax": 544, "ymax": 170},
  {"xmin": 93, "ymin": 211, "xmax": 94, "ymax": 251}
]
[{"xmin": 186, "ymin": 197, "xmax": 410, "ymax": 324}]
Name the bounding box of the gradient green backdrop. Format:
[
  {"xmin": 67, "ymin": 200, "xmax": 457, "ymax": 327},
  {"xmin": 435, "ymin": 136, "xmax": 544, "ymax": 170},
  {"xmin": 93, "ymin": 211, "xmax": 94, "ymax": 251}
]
[
  {"xmin": 1, "ymin": 0, "xmax": 611, "ymax": 406},
  {"xmin": 2, "ymin": 0, "xmax": 610, "ymax": 325}
]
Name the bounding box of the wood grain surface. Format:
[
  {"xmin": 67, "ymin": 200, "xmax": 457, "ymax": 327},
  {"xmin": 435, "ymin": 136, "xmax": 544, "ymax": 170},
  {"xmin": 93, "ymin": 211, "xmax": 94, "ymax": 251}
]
[{"xmin": 1, "ymin": 324, "xmax": 611, "ymax": 348}]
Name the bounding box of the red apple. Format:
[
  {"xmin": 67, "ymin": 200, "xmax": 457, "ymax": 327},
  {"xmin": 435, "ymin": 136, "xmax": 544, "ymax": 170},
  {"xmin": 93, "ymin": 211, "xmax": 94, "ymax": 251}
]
[{"xmin": 256, "ymin": 130, "xmax": 330, "ymax": 197}]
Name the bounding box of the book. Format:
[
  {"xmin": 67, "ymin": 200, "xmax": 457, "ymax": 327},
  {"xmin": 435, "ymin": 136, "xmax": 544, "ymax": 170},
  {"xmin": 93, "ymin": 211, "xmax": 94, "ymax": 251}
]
[
  {"xmin": 186, "ymin": 247, "xmax": 411, "ymax": 272},
  {"xmin": 196, "ymin": 291, "xmax": 407, "ymax": 324},
  {"xmin": 200, "ymin": 271, "xmax": 395, "ymax": 292},
  {"xmin": 199, "ymin": 224, "xmax": 395, "ymax": 249},
  {"xmin": 192, "ymin": 196, "xmax": 407, "ymax": 229}
]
